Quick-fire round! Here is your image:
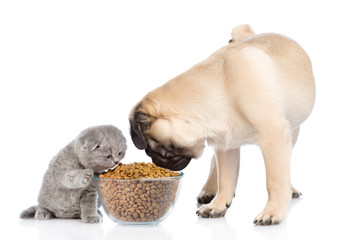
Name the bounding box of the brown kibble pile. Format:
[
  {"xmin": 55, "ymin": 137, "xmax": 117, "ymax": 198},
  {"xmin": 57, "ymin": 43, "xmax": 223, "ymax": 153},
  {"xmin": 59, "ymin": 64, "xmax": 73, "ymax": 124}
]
[
  {"xmin": 95, "ymin": 162, "xmax": 182, "ymax": 223},
  {"xmin": 98, "ymin": 162, "xmax": 180, "ymax": 179}
]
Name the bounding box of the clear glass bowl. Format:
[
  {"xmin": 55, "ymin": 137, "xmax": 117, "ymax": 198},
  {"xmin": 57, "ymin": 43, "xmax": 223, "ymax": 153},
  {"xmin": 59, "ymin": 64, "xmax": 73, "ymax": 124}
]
[{"xmin": 93, "ymin": 172, "xmax": 183, "ymax": 225}]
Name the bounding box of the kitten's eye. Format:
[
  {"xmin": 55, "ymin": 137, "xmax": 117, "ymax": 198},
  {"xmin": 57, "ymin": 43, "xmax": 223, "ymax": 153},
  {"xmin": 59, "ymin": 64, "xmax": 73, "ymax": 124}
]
[
  {"xmin": 106, "ymin": 154, "xmax": 112, "ymax": 159},
  {"xmin": 118, "ymin": 151, "xmax": 123, "ymax": 156},
  {"xmin": 94, "ymin": 145, "xmax": 100, "ymax": 150}
]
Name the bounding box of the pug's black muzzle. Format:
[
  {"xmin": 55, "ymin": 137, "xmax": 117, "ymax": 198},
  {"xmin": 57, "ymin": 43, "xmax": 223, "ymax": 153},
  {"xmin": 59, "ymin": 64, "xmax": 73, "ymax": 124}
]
[{"xmin": 145, "ymin": 148, "xmax": 191, "ymax": 171}]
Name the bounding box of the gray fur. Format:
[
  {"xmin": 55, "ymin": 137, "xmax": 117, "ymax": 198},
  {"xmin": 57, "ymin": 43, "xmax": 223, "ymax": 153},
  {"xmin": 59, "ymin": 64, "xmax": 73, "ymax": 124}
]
[{"xmin": 20, "ymin": 125, "xmax": 127, "ymax": 223}]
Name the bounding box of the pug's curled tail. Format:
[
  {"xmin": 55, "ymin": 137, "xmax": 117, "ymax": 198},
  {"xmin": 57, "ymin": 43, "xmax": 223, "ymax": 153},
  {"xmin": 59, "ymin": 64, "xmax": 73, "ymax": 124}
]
[{"xmin": 230, "ymin": 24, "xmax": 255, "ymax": 42}]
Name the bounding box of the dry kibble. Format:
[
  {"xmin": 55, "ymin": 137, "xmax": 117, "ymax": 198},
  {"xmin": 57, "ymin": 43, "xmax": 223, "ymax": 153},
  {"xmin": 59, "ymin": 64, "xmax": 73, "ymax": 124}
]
[
  {"xmin": 98, "ymin": 162, "xmax": 180, "ymax": 179},
  {"xmin": 95, "ymin": 162, "xmax": 181, "ymax": 223}
]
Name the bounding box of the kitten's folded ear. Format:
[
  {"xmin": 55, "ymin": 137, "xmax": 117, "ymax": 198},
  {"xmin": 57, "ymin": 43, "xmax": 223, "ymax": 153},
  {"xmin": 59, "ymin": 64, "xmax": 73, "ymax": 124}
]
[
  {"xmin": 77, "ymin": 135, "xmax": 100, "ymax": 151},
  {"xmin": 82, "ymin": 140, "xmax": 100, "ymax": 151}
]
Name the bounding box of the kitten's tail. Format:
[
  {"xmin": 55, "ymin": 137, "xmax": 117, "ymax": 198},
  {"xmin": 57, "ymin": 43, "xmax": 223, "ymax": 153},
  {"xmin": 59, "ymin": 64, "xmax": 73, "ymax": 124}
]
[{"xmin": 20, "ymin": 205, "xmax": 38, "ymax": 218}]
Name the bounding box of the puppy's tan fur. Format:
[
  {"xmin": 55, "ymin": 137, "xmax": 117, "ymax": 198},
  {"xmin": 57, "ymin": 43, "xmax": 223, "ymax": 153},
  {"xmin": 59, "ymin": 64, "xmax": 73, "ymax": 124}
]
[{"xmin": 130, "ymin": 25, "xmax": 315, "ymax": 225}]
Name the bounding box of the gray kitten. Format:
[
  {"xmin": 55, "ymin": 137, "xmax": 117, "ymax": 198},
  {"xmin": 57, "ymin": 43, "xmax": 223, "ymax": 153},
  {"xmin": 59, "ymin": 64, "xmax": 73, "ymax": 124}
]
[{"xmin": 20, "ymin": 125, "xmax": 127, "ymax": 223}]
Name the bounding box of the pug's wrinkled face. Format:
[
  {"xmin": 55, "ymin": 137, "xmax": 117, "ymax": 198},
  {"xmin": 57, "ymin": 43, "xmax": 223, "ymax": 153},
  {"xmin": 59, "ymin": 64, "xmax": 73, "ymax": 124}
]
[{"xmin": 129, "ymin": 111, "xmax": 205, "ymax": 171}]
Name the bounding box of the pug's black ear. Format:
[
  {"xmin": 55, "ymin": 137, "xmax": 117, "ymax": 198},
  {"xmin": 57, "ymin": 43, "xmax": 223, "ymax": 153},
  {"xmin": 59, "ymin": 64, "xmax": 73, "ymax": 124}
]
[
  {"xmin": 130, "ymin": 112, "xmax": 153, "ymax": 150},
  {"xmin": 130, "ymin": 123, "xmax": 147, "ymax": 149}
]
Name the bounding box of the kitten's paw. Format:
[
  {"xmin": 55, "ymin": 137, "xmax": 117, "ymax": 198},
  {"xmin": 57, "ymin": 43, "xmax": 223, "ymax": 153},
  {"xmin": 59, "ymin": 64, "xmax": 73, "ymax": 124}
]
[
  {"xmin": 82, "ymin": 214, "xmax": 102, "ymax": 224},
  {"xmin": 34, "ymin": 208, "xmax": 52, "ymax": 220},
  {"xmin": 81, "ymin": 169, "xmax": 94, "ymax": 186}
]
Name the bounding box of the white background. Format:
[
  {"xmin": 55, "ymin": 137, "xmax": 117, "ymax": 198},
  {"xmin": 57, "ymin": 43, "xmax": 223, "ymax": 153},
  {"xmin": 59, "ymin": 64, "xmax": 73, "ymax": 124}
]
[{"xmin": 1, "ymin": 0, "xmax": 349, "ymax": 239}]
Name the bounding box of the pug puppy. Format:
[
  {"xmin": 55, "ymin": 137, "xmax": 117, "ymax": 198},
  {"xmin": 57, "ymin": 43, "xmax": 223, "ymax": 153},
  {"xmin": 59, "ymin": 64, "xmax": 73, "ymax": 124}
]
[{"xmin": 129, "ymin": 24, "xmax": 315, "ymax": 225}]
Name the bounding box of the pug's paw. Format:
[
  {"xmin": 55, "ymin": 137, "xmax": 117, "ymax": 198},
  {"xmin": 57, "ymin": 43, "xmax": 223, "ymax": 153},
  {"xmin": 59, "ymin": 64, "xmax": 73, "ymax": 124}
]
[
  {"xmin": 197, "ymin": 192, "xmax": 215, "ymax": 204},
  {"xmin": 196, "ymin": 201, "xmax": 230, "ymax": 218},
  {"xmin": 291, "ymin": 187, "xmax": 302, "ymax": 198},
  {"xmin": 253, "ymin": 211, "xmax": 283, "ymax": 226}
]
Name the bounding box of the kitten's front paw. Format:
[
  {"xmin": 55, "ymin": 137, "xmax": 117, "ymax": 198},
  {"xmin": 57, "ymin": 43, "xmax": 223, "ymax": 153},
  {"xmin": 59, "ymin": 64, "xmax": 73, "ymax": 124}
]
[
  {"xmin": 81, "ymin": 169, "xmax": 94, "ymax": 186},
  {"xmin": 82, "ymin": 214, "xmax": 102, "ymax": 224}
]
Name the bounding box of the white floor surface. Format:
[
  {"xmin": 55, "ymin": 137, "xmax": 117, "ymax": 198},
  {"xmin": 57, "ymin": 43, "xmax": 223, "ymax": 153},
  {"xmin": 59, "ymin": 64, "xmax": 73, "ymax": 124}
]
[{"xmin": 1, "ymin": 1, "xmax": 350, "ymax": 239}]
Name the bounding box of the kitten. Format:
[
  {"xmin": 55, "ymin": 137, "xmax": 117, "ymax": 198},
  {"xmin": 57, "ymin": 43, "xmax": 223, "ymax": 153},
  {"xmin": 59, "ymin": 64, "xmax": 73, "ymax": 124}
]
[{"xmin": 20, "ymin": 125, "xmax": 127, "ymax": 223}]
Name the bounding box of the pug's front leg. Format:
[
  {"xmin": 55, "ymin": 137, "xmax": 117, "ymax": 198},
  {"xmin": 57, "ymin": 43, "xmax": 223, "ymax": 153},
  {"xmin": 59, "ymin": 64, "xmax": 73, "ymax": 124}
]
[
  {"xmin": 197, "ymin": 154, "xmax": 217, "ymax": 204},
  {"xmin": 196, "ymin": 148, "xmax": 240, "ymax": 218}
]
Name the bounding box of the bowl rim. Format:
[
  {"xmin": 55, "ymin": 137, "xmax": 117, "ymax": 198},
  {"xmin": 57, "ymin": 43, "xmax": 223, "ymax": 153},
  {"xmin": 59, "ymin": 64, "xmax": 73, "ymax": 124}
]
[{"xmin": 93, "ymin": 171, "xmax": 184, "ymax": 181}]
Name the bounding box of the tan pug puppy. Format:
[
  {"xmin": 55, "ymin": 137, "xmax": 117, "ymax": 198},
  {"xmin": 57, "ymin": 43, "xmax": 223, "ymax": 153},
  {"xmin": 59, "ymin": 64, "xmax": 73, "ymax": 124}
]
[{"xmin": 129, "ymin": 24, "xmax": 315, "ymax": 225}]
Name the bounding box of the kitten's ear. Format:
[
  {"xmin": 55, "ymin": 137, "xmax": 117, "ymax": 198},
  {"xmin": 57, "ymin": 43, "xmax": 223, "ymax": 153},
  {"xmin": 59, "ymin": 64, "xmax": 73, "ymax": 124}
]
[
  {"xmin": 83, "ymin": 140, "xmax": 100, "ymax": 151},
  {"xmin": 78, "ymin": 136, "xmax": 99, "ymax": 151},
  {"xmin": 79, "ymin": 137, "xmax": 89, "ymax": 151}
]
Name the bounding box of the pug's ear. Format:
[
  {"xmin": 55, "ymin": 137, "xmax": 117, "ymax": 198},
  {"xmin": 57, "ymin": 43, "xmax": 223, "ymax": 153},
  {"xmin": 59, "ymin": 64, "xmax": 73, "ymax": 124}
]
[{"xmin": 130, "ymin": 111, "xmax": 153, "ymax": 150}]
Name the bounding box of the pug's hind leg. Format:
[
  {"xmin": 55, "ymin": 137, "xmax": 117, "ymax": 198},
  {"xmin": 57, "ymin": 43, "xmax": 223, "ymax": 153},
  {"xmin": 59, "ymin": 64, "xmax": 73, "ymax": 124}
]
[
  {"xmin": 291, "ymin": 127, "xmax": 302, "ymax": 199},
  {"xmin": 197, "ymin": 155, "xmax": 218, "ymax": 204},
  {"xmin": 254, "ymin": 121, "xmax": 292, "ymax": 225},
  {"xmin": 196, "ymin": 148, "xmax": 240, "ymax": 218},
  {"xmin": 291, "ymin": 186, "xmax": 302, "ymax": 198}
]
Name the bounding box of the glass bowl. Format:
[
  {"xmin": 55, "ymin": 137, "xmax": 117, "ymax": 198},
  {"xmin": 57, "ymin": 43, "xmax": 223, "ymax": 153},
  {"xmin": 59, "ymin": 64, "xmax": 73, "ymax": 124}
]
[{"xmin": 93, "ymin": 172, "xmax": 183, "ymax": 225}]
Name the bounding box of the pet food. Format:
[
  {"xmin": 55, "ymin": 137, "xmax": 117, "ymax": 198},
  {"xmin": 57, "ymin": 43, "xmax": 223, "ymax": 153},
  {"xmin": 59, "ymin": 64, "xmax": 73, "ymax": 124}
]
[
  {"xmin": 98, "ymin": 162, "xmax": 180, "ymax": 179},
  {"xmin": 96, "ymin": 162, "xmax": 181, "ymax": 223}
]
